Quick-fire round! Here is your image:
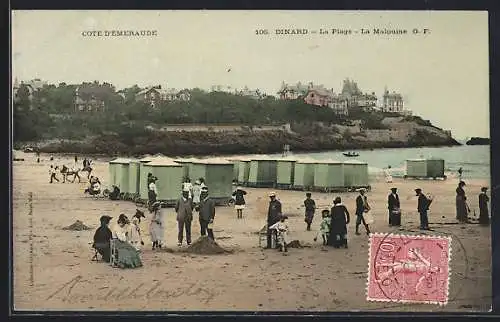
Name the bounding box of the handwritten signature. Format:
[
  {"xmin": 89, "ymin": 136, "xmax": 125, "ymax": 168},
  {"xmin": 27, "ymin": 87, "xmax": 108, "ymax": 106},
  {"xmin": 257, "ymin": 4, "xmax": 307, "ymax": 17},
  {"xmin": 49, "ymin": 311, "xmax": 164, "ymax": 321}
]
[{"xmin": 45, "ymin": 275, "xmax": 217, "ymax": 304}]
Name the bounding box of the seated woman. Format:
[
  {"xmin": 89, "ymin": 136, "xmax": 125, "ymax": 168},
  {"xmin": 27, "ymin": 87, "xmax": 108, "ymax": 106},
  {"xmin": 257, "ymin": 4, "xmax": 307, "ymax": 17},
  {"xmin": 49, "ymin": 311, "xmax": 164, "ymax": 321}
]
[
  {"xmin": 93, "ymin": 215, "xmax": 113, "ymax": 262},
  {"xmin": 111, "ymin": 214, "xmax": 143, "ymax": 269}
]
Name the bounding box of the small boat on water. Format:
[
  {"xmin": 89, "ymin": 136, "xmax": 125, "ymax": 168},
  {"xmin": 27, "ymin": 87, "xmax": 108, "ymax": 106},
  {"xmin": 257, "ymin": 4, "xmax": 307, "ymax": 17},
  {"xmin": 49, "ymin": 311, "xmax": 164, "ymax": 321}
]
[{"xmin": 343, "ymin": 152, "xmax": 359, "ymax": 157}]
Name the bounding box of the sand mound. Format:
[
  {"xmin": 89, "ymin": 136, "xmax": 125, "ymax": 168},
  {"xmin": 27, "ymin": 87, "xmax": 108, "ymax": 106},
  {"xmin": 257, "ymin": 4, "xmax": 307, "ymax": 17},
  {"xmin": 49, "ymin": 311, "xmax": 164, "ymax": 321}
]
[
  {"xmin": 184, "ymin": 236, "xmax": 233, "ymax": 255},
  {"xmin": 286, "ymin": 240, "xmax": 304, "ymax": 248},
  {"xmin": 62, "ymin": 220, "xmax": 91, "ymax": 231}
]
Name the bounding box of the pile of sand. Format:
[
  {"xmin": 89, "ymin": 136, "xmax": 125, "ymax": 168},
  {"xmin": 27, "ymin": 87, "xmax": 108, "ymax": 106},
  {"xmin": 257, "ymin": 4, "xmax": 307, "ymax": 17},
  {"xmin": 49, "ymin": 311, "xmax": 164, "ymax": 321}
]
[
  {"xmin": 184, "ymin": 236, "xmax": 232, "ymax": 255},
  {"xmin": 62, "ymin": 220, "xmax": 91, "ymax": 231},
  {"xmin": 286, "ymin": 240, "xmax": 304, "ymax": 248}
]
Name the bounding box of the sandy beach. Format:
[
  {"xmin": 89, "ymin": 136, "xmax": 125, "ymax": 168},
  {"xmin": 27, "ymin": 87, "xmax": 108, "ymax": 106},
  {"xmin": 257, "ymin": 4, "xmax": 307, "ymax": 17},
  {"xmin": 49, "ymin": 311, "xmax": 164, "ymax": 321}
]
[{"xmin": 12, "ymin": 152, "xmax": 492, "ymax": 312}]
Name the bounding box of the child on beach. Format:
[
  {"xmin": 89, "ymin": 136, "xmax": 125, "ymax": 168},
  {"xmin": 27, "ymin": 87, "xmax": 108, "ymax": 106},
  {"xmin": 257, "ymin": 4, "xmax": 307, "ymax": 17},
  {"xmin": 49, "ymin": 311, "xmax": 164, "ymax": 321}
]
[
  {"xmin": 314, "ymin": 209, "xmax": 331, "ymax": 246},
  {"xmin": 269, "ymin": 215, "xmax": 289, "ymax": 253}
]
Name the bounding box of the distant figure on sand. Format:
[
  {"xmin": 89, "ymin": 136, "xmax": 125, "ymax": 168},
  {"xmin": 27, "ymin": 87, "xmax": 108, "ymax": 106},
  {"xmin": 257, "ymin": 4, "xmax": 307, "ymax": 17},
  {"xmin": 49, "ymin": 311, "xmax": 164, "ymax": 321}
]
[
  {"xmin": 175, "ymin": 189, "xmax": 194, "ymax": 246},
  {"xmin": 355, "ymin": 188, "xmax": 371, "ymax": 236},
  {"xmin": 129, "ymin": 211, "xmax": 145, "ymax": 251},
  {"xmin": 232, "ymin": 187, "xmax": 247, "ymax": 219},
  {"xmin": 149, "ymin": 201, "xmax": 164, "ymax": 250},
  {"xmin": 49, "ymin": 165, "xmax": 59, "ymax": 183},
  {"xmin": 92, "ymin": 215, "xmax": 113, "ymax": 262},
  {"xmin": 266, "ymin": 192, "xmax": 282, "ymax": 249},
  {"xmin": 192, "ymin": 179, "xmax": 203, "ymax": 206},
  {"xmin": 182, "ymin": 177, "xmax": 193, "ymax": 199},
  {"xmin": 148, "ymin": 173, "xmax": 158, "ymax": 210},
  {"xmin": 329, "ymin": 197, "xmax": 350, "ymax": 248},
  {"xmin": 458, "ymin": 167, "xmax": 463, "ymax": 180},
  {"xmin": 415, "ymin": 188, "xmax": 432, "ymax": 230},
  {"xmin": 456, "ymin": 181, "xmax": 469, "ymax": 223},
  {"xmin": 384, "ymin": 166, "xmax": 393, "ymax": 183},
  {"xmin": 303, "ymin": 192, "xmax": 316, "ymax": 231},
  {"xmin": 388, "ymin": 187, "xmax": 401, "ymax": 227},
  {"xmin": 197, "ymin": 187, "xmax": 216, "ymax": 240},
  {"xmin": 479, "ymin": 187, "xmax": 490, "ymax": 226},
  {"xmin": 314, "ymin": 209, "xmax": 331, "ymax": 246}
]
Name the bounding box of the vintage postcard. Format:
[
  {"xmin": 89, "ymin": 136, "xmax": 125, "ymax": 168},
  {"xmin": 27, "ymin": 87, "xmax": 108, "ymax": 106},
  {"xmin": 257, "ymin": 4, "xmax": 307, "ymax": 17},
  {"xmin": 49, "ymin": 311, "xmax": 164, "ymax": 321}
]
[{"xmin": 11, "ymin": 10, "xmax": 491, "ymax": 312}]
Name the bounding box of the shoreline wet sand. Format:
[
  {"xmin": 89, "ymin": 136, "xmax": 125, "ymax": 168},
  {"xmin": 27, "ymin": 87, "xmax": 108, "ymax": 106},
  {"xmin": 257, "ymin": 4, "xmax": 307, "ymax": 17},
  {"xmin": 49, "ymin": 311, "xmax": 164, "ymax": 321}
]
[{"xmin": 13, "ymin": 152, "xmax": 491, "ymax": 311}]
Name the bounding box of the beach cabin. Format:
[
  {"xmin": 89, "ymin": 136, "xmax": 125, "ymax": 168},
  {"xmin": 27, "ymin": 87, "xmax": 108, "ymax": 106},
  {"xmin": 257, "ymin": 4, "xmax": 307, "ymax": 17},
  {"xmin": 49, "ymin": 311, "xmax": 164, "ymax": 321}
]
[
  {"xmin": 237, "ymin": 158, "xmax": 252, "ymax": 185},
  {"xmin": 293, "ymin": 159, "xmax": 317, "ymax": 190},
  {"xmin": 405, "ymin": 158, "xmax": 446, "ymax": 179},
  {"xmin": 148, "ymin": 159, "xmax": 184, "ymax": 204},
  {"xmin": 313, "ymin": 160, "xmax": 345, "ymax": 192},
  {"xmin": 247, "ymin": 156, "xmax": 278, "ymax": 188},
  {"xmin": 189, "ymin": 158, "xmax": 234, "ymax": 204},
  {"xmin": 276, "ymin": 156, "xmax": 297, "ymax": 189},
  {"xmin": 343, "ymin": 160, "xmax": 369, "ymax": 189},
  {"xmin": 128, "ymin": 159, "xmax": 141, "ymax": 196},
  {"xmin": 174, "ymin": 157, "xmax": 199, "ymax": 181},
  {"xmin": 108, "ymin": 158, "xmax": 132, "ymax": 193},
  {"xmin": 227, "ymin": 157, "xmax": 243, "ymax": 182}
]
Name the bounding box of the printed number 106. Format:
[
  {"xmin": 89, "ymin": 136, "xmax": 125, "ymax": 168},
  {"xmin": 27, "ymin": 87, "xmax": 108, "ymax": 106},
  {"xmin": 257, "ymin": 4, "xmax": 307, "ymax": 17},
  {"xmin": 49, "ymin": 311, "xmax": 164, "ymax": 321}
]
[{"xmin": 255, "ymin": 29, "xmax": 269, "ymax": 35}]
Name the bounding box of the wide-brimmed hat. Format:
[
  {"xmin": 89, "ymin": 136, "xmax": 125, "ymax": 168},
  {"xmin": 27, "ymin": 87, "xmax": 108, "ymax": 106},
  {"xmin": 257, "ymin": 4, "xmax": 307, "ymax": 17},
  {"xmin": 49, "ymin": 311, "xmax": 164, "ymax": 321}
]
[
  {"xmin": 415, "ymin": 188, "xmax": 422, "ymax": 192},
  {"xmin": 201, "ymin": 186, "xmax": 209, "ymax": 192},
  {"xmin": 151, "ymin": 201, "xmax": 161, "ymax": 209},
  {"xmin": 459, "ymin": 181, "xmax": 466, "ymax": 186},
  {"xmin": 100, "ymin": 215, "xmax": 112, "ymax": 223},
  {"xmin": 321, "ymin": 209, "xmax": 330, "ymax": 214},
  {"xmin": 357, "ymin": 188, "xmax": 366, "ymax": 193},
  {"xmin": 481, "ymin": 187, "xmax": 488, "ymax": 192},
  {"xmin": 391, "ymin": 187, "xmax": 397, "ymax": 192},
  {"xmin": 269, "ymin": 191, "xmax": 276, "ymax": 197},
  {"xmin": 195, "ymin": 179, "xmax": 201, "ymax": 184}
]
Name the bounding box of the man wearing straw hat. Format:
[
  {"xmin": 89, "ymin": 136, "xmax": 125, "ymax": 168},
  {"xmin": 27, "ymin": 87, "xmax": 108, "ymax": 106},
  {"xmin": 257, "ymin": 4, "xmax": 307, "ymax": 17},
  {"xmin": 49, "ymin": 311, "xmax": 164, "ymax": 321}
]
[{"xmin": 266, "ymin": 192, "xmax": 282, "ymax": 249}]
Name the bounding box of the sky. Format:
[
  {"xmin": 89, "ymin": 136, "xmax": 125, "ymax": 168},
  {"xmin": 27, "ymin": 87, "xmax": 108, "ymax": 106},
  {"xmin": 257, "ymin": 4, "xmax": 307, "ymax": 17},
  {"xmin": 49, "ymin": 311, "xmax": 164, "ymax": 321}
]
[{"xmin": 11, "ymin": 10, "xmax": 489, "ymax": 139}]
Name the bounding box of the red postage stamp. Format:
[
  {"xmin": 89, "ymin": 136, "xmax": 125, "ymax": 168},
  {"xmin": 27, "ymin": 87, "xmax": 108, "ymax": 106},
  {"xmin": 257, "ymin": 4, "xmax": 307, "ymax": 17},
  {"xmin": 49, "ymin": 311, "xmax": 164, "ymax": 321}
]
[{"xmin": 366, "ymin": 233, "xmax": 451, "ymax": 306}]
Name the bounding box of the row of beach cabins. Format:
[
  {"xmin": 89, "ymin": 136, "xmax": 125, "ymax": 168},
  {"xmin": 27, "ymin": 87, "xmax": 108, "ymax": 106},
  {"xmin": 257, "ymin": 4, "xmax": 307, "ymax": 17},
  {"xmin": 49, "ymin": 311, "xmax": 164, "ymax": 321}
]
[{"xmin": 107, "ymin": 154, "xmax": 446, "ymax": 207}]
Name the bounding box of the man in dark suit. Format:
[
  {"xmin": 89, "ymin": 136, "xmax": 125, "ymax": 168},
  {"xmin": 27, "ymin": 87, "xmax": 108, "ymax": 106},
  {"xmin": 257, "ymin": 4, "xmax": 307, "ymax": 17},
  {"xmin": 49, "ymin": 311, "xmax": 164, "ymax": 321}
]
[
  {"xmin": 388, "ymin": 187, "xmax": 401, "ymax": 226},
  {"xmin": 355, "ymin": 188, "xmax": 371, "ymax": 236},
  {"xmin": 266, "ymin": 192, "xmax": 282, "ymax": 248},
  {"xmin": 415, "ymin": 188, "xmax": 431, "ymax": 230}
]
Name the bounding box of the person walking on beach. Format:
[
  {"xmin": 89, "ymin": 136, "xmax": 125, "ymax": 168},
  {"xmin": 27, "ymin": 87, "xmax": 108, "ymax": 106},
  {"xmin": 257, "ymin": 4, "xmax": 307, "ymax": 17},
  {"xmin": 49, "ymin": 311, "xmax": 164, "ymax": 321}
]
[
  {"xmin": 149, "ymin": 201, "xmax": 164, "ymax": 250},
  {"xmin": 266, "ymin": 192, "xmax": 282, "ymax": 249},
  {"xmin": 458, "ymin": 167, "xmax": 463, "ymax": 180},
  {"xmin": 303, "ymin": 192, "xmax": 316, "ymax": 231},
  {"xmin": 232, "ymin": 187, "xmax": 247, "ymax": 219},
  {"xmin": 478, "ymin": 187, "xmax": 490, "ymax": 226},
  {"xmin": 197, "ymin": 187, "xmax": 216, "ymax": 239},
  {"xmin": 49, "ymin": 165, "xmax": 59, "ymax": 183},
  {"xmin": 415, "ymin": 188, "xmax": 432, "ymax": 230},
  {"xmin": 355, "ymin": 188, "xmax": 371, "ymax": 236},
  {"xmin": 329, "ymin": 197, "xmax": 350, "ymax": 248},
  {"xmin": 388, "ymin": 187, "xmax": 401, "ymax": 227},
  {"xmin": 175, "ymin": 189, "xmax": 194, "ymax": 246},
  {"xmin": 456, "ymin": 181, "xmax": 469, "ymax": 223}
]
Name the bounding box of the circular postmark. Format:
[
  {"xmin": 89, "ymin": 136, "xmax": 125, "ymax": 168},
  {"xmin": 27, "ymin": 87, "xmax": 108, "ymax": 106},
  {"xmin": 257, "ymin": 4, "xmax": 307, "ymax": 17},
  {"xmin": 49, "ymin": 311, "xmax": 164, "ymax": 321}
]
[{"xmin": 369, "ymin": 228, "xmax": 469, "ymax": 306}]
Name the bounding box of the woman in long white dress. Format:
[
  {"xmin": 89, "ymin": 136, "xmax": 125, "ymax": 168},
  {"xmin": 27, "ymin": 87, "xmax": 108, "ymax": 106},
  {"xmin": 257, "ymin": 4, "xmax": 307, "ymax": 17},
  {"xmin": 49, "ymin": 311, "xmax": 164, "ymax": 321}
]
[{"xmin": 149, "ymin": 201, "xmax": 165, "ymax": 250}]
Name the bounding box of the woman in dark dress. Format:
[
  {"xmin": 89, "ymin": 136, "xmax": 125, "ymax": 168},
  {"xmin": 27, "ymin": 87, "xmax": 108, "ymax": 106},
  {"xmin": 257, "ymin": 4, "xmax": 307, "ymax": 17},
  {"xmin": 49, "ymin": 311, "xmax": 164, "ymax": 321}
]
[
  {"xmin": 479, "ymin": 187, "xmax": 490, "ymax": 225},
  {"xmin": 92, "ymin": 215, "xmax": 113, "ymax": 262},
  {"xmin": 328, "ymin": 197, "xmax": 350, "ymax": 249},
  {"xmin": 232, "ymin": 187, "xmax": 247, "ymax": 219},
  {"xmin": 456, "ymin": 181, "xmax": 469, "ymax": 223}
]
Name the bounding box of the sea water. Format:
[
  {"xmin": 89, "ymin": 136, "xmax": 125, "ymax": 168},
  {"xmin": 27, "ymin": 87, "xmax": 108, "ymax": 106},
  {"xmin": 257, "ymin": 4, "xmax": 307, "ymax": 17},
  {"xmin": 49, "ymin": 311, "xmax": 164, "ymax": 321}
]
[{"xmin": 267, "ymin": 145, "xmax": 490, "ymax": 180}]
